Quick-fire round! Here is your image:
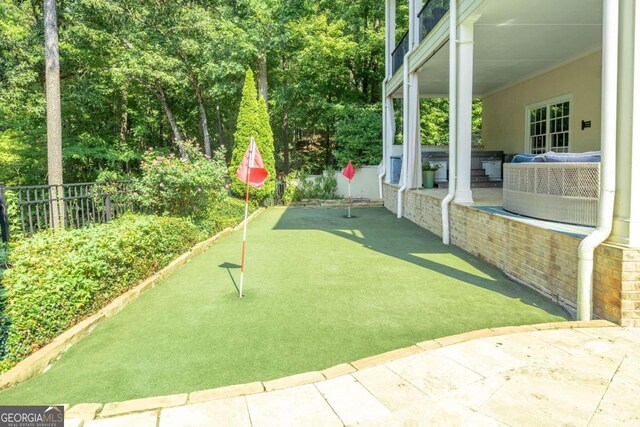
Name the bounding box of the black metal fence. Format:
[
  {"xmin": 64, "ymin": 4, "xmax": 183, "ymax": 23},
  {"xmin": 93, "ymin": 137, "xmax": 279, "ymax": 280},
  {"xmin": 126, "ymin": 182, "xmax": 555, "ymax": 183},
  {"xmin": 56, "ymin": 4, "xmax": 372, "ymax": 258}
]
[
  {"xmin": 0, "ymin": 181, "xmax": 136, "ymax": 242},
  {"xmin": 419, "ymin": 0, "xmax": 450, "ymax": 42}
]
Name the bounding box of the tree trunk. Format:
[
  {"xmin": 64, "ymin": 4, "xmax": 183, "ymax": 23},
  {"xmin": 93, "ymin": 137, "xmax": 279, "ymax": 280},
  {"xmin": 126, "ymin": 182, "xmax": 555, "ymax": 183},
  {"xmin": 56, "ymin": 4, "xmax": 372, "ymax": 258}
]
[
  {"xmin": 324, "ymin": 128, "xmax": 332, "ymax": 169},
  {"xmin": 119, "ymin": 87, "xmax": 128, "ymax": 144},
  {"xmin": 44, "ymin": 0, "xmax": 65, "ymax": 229},
  {"xmin": 216, "ymin": 104, "xmax": 224, "ymax": 148},
  {"xmin": 119, "ymin": 87, "xmax": 129, "ymax": 173},
  {"xmin": 282, "ymin": 111, "xmax": 290, "ymax": 174},
  {"xmin": 188, "ymin": 70, "xmax": 211, "ymax": 156},
  {"xmin": 258, "ymin": 52, "xmax": 268, "ymax": 106},
  {"xmin": 155, "ymin": 80, "xmax": 186, "ymax": 158},
  {"xmin": 281, "ymin": 53, "xmax": 289, "ymax": 174}
]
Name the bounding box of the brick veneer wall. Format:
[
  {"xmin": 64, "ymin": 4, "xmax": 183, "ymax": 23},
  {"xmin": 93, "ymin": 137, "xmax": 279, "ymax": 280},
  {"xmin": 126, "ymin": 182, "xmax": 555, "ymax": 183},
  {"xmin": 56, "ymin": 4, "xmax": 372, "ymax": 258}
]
[
  {"xmin": 596, "ymin": 244, "xmax": 640, "ymax": 327},
  {"xmin": 620, "ymin": 249, "xmax": 640, "ymax": 326},
  {"xmin": 382, "ymin": 183, "xmax": 638, "ymax": 325}
]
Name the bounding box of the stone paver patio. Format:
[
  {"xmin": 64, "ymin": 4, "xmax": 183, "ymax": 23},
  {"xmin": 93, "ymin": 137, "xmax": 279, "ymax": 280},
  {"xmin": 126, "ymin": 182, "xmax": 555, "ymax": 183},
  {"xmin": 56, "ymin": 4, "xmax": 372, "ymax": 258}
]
[{"xmin": 63, "ymin": 322, "xmax": 640, "ymax": 426}]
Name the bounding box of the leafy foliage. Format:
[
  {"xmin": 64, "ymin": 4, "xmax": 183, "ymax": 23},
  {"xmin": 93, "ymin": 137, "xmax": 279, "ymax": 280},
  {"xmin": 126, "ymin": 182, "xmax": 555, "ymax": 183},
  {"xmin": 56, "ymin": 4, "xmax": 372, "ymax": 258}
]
[
  {"xmin": 420, "ymin": 98, "xmax": 484, "ymax": 146},
  {"xmin": 284, "ymin": 169, "xmax": 338, "ymax": 203},
  {"xmin": 0, "ymin": 0, "xmax": 479, "ymax": 185},
  {"xmin": 200, "ymin": 197, "xmax": 257, "ymax": 236},
  {"xmin": 136, "ymin": 141, "xmax": 227, "ymax": 220},
  {"xmin": 0, "ymin": 215, "xmax": 202, "ymax": 371},
  {"xmin": 334, "ymin": 105, "xmax": 382, "ymax": 167},
  {"xmin": 229, "ymin": 69, "xmax": 276, "ymax": 201}
]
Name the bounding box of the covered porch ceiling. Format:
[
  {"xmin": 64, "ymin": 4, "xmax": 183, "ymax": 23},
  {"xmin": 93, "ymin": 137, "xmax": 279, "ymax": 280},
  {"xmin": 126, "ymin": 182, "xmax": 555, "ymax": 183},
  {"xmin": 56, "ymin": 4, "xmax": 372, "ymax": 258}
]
[{"xmin": 400, "ymin": 0, "xmax": 603, "ymax": 98}]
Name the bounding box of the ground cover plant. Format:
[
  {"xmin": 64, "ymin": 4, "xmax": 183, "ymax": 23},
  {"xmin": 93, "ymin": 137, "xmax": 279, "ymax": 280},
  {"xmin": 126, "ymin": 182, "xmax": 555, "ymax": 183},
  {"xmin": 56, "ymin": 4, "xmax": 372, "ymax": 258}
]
[{"xmin": 0, "ymin": 207, "xmax": 568, "ymax": 405}]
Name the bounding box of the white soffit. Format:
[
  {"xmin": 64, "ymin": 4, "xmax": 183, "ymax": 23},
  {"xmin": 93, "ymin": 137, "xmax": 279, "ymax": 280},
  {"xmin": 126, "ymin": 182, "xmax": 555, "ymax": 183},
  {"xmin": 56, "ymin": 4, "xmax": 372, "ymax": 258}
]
[{"xmin": 417, "ymin": 0, "xmax": 603, "ymax": 97}]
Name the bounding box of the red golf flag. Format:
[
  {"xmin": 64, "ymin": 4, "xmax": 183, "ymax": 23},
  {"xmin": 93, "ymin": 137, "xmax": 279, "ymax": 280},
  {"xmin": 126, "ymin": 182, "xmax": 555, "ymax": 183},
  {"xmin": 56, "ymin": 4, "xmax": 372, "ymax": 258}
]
[
  {"xmin": 236, "ymin": 139, "xmax": 269, "ymax": 189},
  {"xmin": 342, "ymin": 161, "xmax": 355, "ymax": 181}
]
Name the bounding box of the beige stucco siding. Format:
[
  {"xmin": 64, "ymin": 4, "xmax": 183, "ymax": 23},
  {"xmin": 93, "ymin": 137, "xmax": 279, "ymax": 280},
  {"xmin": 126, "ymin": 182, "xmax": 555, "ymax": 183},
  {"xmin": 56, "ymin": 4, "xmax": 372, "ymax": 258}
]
[{"xmin": 481, "ymin": 51, "xmax": 602, "ymax": 154}]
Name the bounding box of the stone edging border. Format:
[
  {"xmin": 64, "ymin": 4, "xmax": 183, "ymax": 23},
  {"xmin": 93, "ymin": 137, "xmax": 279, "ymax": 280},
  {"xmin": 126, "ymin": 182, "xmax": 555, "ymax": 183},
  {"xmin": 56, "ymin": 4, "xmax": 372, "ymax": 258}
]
[
  {"xmin": 0, "ymin": 208, "xmax": 266, "ymax": 391},
  {"xmin": 65, "ymin": 319, "xmax": 616, "ymax": 421},
  {"xmin": 287, "ymin": 199, "xmax": 384, "ymax": 208}
]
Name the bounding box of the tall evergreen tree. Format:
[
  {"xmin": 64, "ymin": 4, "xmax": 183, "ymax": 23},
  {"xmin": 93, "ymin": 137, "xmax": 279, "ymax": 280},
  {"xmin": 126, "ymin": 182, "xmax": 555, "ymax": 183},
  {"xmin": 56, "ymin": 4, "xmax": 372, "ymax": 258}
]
[{"xmin": 229, "ymin": 69, "xmax": 276, "ymax": 201}]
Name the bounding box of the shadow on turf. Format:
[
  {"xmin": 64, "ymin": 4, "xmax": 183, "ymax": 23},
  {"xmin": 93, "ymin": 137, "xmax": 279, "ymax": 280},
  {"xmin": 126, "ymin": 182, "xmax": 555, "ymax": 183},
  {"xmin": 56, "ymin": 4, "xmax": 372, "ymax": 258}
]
[
  {"xmin": 219, "ymin": 262, "xmax": 241, "ymax": 294},
  {"xmin": 272, "ymin": 207, "xmax": 569, "ymax": 317}
]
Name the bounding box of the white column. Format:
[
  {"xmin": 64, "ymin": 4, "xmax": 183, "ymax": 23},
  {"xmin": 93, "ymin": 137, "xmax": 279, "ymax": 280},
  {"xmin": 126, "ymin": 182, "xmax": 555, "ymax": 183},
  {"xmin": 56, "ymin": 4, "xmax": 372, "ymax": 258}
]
[
  {"xmin": 454, "ymin": 18, "xmax": 476, "ymax": 204},
  {"xmin": 409, "ymin": 0, "xmax": 421, "ymax": 49},
  {"xmin": 610, "ymin": 0, "xmax": 640, "ymax": 248},
  {"xmin": 400, "ymin": 0, "xmax": 423, "ymax": 189},
  {"xmin": 402, "ymin": 70, "xmax": 422, "ymax": 189},
  {"xmin": 401, "ymin": 59, "xmax": 411, "ymax": 190},
  {"xmin": 383, "ymin": 0, "xmax": 396, "ymax": 184},
  {"xmin": 384, "ymin": 94, "xmax": 396, "ymax": 184},
  {"xmin": 385, "ymin": 0, "xmax": 396, "ymax": 77}
]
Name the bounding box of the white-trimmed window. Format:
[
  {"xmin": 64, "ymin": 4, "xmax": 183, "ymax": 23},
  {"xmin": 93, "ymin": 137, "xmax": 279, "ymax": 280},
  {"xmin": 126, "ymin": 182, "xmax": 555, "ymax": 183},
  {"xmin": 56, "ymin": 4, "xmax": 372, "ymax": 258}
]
[{"xmin": 525, "ymin": 96, "xmax": 571, "ymax": 154}]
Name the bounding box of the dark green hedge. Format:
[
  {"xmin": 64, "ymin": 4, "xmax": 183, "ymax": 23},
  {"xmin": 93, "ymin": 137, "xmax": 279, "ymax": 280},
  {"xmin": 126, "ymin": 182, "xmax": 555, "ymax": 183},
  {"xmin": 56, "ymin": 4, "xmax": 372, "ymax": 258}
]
[
  {"xmin": 0, "ymin": 215, "xmax": 201, "ymax": 372},
  {"xmin": 199, "ymin": 197, "xmax": 256, "ymax": 234}
]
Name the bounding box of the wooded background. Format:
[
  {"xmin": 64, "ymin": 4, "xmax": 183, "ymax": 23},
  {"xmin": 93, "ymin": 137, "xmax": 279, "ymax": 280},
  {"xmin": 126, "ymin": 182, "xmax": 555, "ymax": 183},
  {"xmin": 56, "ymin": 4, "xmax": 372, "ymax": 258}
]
[{"xmin": 0, "ymin": 0, "xmax": 478, "ymax": 186}]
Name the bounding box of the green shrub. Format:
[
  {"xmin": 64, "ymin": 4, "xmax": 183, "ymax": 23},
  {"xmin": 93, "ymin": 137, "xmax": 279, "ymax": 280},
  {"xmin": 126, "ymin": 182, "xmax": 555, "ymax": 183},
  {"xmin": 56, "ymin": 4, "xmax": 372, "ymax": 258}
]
[
  {"xmin": 0, "ymin": 244, "xmax": 9, "ymax": 360},
  {"xmin": 282, "ymin": 173, "xmax": 301, "ymax": 204},
  {"xmin": 297, "ymin": 169, "xmax": 339, "ymax": 200},
  {"xmin": 136, "ymin": 141, "xmax": 227, "ymax": 220},
  {"xmin": 198, "ymin": 197, "xmax": 256, "ymax": 235},
  {"xmin": 0, "ymin": 215, "xmax": 201, "ymax": 371}
]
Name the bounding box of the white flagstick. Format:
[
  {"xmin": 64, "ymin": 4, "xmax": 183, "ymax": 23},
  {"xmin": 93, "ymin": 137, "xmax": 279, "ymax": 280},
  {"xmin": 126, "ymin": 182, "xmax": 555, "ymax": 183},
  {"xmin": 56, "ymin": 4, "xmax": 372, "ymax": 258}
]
[
  {"xmin": 239, "ymin": 137, "xmax": 256, "ymax": 298},
  {"xmin": 348, "ymin": 180, "xmax": 352, "ymax": 218}
]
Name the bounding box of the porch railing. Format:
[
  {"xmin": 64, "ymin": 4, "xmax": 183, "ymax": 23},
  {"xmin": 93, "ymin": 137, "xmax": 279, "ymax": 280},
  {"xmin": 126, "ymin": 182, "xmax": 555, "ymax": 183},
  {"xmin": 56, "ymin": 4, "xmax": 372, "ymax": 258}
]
[
  {"xmin": 391, "ymin": 31, "xmax": 409, "ymax": 75},
  {"xmin": 391, "ymin": 0, "xmax": 450, "ymax": 76},
  {"xmin": 0, "ymin": 181, "xmax": 136, "ymax": 242},
  {"xmin": 418, "ymin": 0, "xmax": 450, "ymax": 42}
]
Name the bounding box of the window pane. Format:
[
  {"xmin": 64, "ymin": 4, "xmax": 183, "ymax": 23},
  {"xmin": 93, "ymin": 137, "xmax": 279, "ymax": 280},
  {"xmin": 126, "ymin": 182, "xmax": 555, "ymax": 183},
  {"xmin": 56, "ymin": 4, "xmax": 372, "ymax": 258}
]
[{"xmin": 527, "ymin": 100, "xmax": 570, "ymax": 154}]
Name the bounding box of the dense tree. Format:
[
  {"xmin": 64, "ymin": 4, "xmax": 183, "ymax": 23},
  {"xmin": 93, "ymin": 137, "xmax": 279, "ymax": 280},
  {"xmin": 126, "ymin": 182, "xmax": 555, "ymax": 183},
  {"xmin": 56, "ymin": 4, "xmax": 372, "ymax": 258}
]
[
  {"xmin": 229, "ymin": 69, "xmax": 276, "ymax": 201},
  {"xmin": 334, "ymin": 105, "xmax": 382, "ymax": 167},
  {"xmin": 0, "ymin": 0, "xmax": 472, "ymax": 187}
]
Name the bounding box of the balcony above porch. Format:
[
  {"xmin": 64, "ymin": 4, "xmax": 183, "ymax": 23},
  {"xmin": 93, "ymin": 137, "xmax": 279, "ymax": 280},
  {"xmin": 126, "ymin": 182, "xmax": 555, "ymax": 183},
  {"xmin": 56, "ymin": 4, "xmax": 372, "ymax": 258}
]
[{"xmin": 387, "ymin": 0, "xmax": 603, "ymax": 98}]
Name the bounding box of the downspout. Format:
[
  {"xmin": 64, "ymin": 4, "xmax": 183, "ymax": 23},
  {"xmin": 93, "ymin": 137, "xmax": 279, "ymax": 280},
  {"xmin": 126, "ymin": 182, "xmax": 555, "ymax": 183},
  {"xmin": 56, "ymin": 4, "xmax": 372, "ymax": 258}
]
[
  {"xmin": 397, "ymin": 51, "xmax": 411, "ymax": 218},
  {"xmin": 441, "ymin": 0, "xmax": 458, "ymax": 244},
  {"xmin": 577, "ymin": 0, "xmax": 618, "ymax": 321}
]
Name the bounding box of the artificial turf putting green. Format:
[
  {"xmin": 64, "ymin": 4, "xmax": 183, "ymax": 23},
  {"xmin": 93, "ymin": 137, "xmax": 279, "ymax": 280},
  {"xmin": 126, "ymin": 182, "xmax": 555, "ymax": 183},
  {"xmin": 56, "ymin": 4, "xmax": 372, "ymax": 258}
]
[{"xmin": 0, "ymin": 207, "xmax": 568, "ymax": 405}]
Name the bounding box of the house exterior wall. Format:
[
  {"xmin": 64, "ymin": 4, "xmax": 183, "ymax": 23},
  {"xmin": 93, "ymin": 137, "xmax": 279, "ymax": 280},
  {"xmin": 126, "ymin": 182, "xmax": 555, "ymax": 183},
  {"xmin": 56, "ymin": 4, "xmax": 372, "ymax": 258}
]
[
  {"xmin": 481, "ymin": 51, "xmax": 602, "ymax": 154},
  {"xmin": 382, "ymin": 184, "xmax": 639, "ymax": 325}
]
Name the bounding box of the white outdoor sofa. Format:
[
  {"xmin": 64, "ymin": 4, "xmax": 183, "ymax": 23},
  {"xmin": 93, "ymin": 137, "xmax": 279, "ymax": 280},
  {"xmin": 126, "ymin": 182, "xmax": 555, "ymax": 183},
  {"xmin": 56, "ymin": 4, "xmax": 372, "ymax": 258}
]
[{"xmin": 503, "ymin": 161, "xmax": 600, "ymax": 227}]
